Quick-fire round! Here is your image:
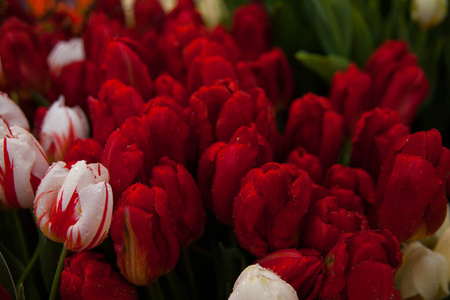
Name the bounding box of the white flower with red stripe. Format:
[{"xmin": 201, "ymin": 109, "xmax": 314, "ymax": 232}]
[
  {"xmin": 34, "ymin": 160, "xmax": 113, "ymax": 251},
  {"xmin": 39, "ymin": 96, "xmax": 89, "ymax": 162},
  {"xmin": 0, "ymin": 118, "xmax": 49, "ymax": 209},
  {"xmin": 0, "ymin": 91, "xmax": 30, "ymax": 130}
]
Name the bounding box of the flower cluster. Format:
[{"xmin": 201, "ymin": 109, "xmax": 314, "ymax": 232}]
[{"xmin": 0, "ymin": 0, "xmax": 449, "ymax": 300}]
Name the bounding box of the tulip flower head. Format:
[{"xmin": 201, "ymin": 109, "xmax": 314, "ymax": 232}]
[
  {"xmin": 34, "ymin": 160, "xmax": 113, "ymax": 251},
  {"xmin": 411, "ymin": 0, "xmax": 448, "ymax": 29},
  {"xmin": 47, "ymin": 38, "xmax": 86, "ymax": 77},
  {"xmin": 395, "ymin": 241, "xmax": 449, "ymax": 300},
  {"xmin": 228, "ymin": 264, "xmax": 299, "ymax": 300},
  {"xmin": 0, "ymin": 119, "xmax": 49, "ymax": 209},
  {"xmin": 39, "ymin": 96, "xmax": 90, "ymax": 162},
  {"xmin": 0, "ymin": 91, "xmax": 30, "ymax": 130}
]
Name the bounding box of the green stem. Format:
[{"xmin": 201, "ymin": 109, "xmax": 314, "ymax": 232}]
[
  {"xmin": 165, "ymin": 271, "xmax": 187, "ymax": 300},
  {"xmin": 48, "ymin": 247, "xmax": 68, "ymax": 300},
  {"xmin": 182, "ymin": 248, "xmax": 198, "ymax": 300},
  {"xmin": 338, "ymin": 137, "xmax": 352, "ymax": 166},
  {"xmin": 12, "ymin": 210, "xmax": 29, "ymax": 263},
  {"xmin": 147, "ymin": 280, "xmax": 165, "ymax": 300},
  {"xmin": 16, "ymin": 246, "xmax": 39, "ymax": 286}
]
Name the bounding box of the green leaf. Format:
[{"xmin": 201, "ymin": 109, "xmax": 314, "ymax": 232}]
[
  {"xmin": 308, "ymin": 0, "xmax": 352, "ymax": 57},
  {"xmin": 0, "ymin": 251, "xmax": 17, "ymax": 300},
  {"xmin": 350, "ymin": 4, "xmax": 375, "ymax": 66},
  {"xmin": 295, "ymin": 51, "xmax": 350, "ymax": 82}
]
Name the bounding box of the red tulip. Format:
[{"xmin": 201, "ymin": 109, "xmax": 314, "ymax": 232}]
[
  {"xmin": 302, "ymin": 195, "xmax": 369, "ymax": 255},
  {"xmin": 101, "ymin": 116, "xmax": 149, "ymax": 199},
  {"xmin": 60, "ymin": 251, "xmax": 138, "ymax": 300},
  {"xmin": 329, "ymin": 63, "xmax": 374, "ymax": 135},
  {"xmin": 88, "ymin": 79, "xmax": 145, "ymax": 145},
  {"xmin": 258, "ymin": 249, "xmax": 324, "ymax": 300},
  {"xmin": 231, "ymin": 3, "xmax": 271, "ymax": 61},
  {"xmin": 233, "ymin": 163, "xmax": 312, "ymax": 257},
  {"xmin": 83, "ymin": 12, "xmax": 127, "ymax": 65},
  {"xmin": 198, "ymin": 124, "xmax": 273, "ymax": 225},
  {"xmin": 154, "ymin": 73, "xmax": 189, "ymax": 107},
  {"xmin": 54, "ymin": 59, "xmax": 103, "ymax": 110},
  {"xmin": 188, "ymin": 79, "xmax": 281, "ymax": 155},
  {"xmin": 286, "ymin": 147, "xmax": 323, "ymax": 183},
  {"xmin": 110, "ymin": 183, "xmax": 180, "ymax": 285},
  {"xmin": 351, "ymin": 108, "xmax": 410, "ymax": 179},
  {"xmin": 365, "ymin": 40, "xmax": 429, "ymax": 124},
  {"xmin": 323, "ymin": 164, "xmax": 376, "ymax": 214},
  {"xmin": 0, "ymin": 17, "xmax": 50, "ymax": 98},
  {"xmin": 236, "ymin": 48, "xmax": 294, "ymax": 111},
  {"xmin": 283, "ymin": 93, "xmax": 344, "ymax": 169},
  {"xmin": 319, "ymin": 229, "xmax": 402, "ymax": 300},
  {"xmin": 103, "ymin": 38, "xmax": 153, "ymax": 100},
  {"xmin": 150, "ymin": 157, "xmax": 206, "ymax": 247},
  {"xmin": 142, "ymin": 96, "xmax": 195, "ymax": 169},
  {"xmin": 376, "ymin": 129, "xmax": 450, "ymax": 242},
  {"xmin": 63, "ymin": 138, "xmax": 104, "ymax": 167}
]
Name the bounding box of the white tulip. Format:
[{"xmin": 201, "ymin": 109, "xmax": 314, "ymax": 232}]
[
  {"xmin": 395, "ymin": 241, "xmax": 449, "ymax": 300},
  {"xmin": 228, "ymin": 264, "xmax": 298, "ymax": 300},
  {"xmin": 411, "ymin": 0, "xmax": 448, "ymax": 29}
]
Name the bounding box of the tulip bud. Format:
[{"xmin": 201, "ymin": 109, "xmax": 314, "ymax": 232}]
[
  {"xmin": 110, "ymin": 183, "xmax": 180, "ymax": 285},
  {"xmin": 302, "ymin": 196, "xmax": 369, "ymax": 256},
  {"xmin": 88, "ymin": 79, "xmax": 145, "ymax": 145},
  {"xmin": 60, "ymin": 251, "xmax": 138, "ymax": 300},
  {"xmin": 350, "ymin": 108, "xmax": 410, "ymax": 179},
  {"xmin": 228, "ymin": 264, "xmax": 299, "ymax": 300},
  {"xmin": 320, "ymin": 229, "xmax": 402, "ymax": 300},
  {"xmin": 395, "ymin": 241, "xmax": 449, "ymax": 300},
  {"xmin": 0, "ymin": 91, "xmax": 29, "ymax": 130},
  {"xmin": 39, "ymin": 96, "xmax": 90, "ymax": 162},
  {"xmin": 258, "ymin": 249, "xmax": 324, "ymax": 300},
  {"xmin": 233, "ymin": 163, "xmax": 312, "ymax": 257},
  {"xmin": 34, "ymin": 160, "xmax": 113, "ymax": 251},
  {"xmin": 104, "ymin": 38, "xmax": 154, "ymax": 100},
  {"xmin": 376, "ymin": 129, "xmax": 450, "ymax": 242},
  {"xmin": 198, "ymin": 124, "xmax": 273, "ymax": 225},
  {"xmin": 283, "ymin": 93, "xmax": 344, "ymax": 169},
  {"xmin": 150, "ymin": 157, "xmax": 206, "ymax": 247},
  {"xmin": 323, "ymin": 164, "xmax": 376, "ymax": 214},
  {"xmin": 286, "ymin": 147, "xmax": 323, "ymax": 183},
  {"xmin": 329, "ymin": 63, "xmax": 374, "ymax": 135},
  {"xmin": 231, "ymin": 3, "xmax": 271, "ymax": 61},
  {"xmin": 0, "ymin": 119, "xmax": 49, "ymax": 208},
  {"xmin": 411, "ymin": 0, "xmax": 448, "ymax": 29},
  {"xmin": 47, "ymin": 38, "xmax": 85, "ymax": 77}
]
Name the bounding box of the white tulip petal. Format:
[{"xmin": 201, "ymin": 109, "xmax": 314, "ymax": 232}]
[
  {"xmin": 0, "ymin": 121, "xmax": 49, "ymax": 208},
  {"xmin": 0, "ymin": 92, "xmax": 29, "ymax": 130},
  {"xmin": 395, "ymin": 241, "xmax": 449, "ymax": 300},
  {"xmin": 67, "ymin": 181, "xmax": 113, "ymax": 251},
  {"xmin": 47, "ymin": 38, "xmax": 85, "ymax": 76},
  {"xmin": 34, "ymin": 162, "xmax": 69, "ymax": 233},
  {"xmin": 229, "ymin": 264, "xmax": 298, "ymax": 300},
  {"xmin": 39, "ymin": 96, "xmax": 90, "ymax": 161}
]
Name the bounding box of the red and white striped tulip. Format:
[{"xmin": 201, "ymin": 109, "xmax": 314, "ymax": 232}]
[
  {"xmin": 0, "ymin": 119, "xmax": 49, "ymax": 209},
  {"xmin": 39, "ymin": 96, "xmax": 89, "ymax": 162},
  {"xmin": 34, "ymin": 160, "xmax": 113, "ymax": 251},
  {"xmin": 0, "ymin": 91, "xmax": 29, "ymax": 130}
]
